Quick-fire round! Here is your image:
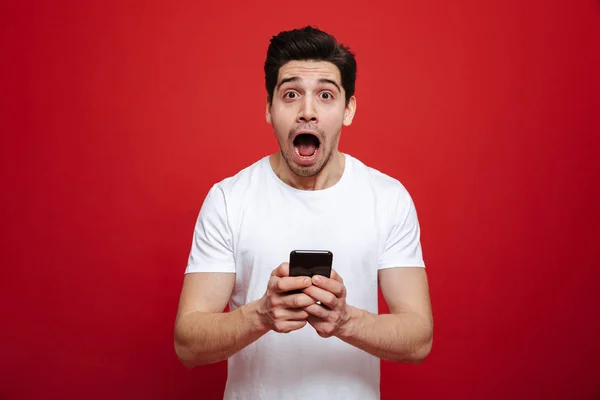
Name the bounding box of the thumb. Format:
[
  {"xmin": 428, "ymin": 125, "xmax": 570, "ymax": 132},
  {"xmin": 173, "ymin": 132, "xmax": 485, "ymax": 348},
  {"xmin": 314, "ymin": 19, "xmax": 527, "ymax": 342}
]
[
  {"xmin": 272, "ymin": 262, "xmax": 290, "ymax": 278},
  {"xmin": 330, "ymin": 269, "xmax": 344, "ymax": 283}
]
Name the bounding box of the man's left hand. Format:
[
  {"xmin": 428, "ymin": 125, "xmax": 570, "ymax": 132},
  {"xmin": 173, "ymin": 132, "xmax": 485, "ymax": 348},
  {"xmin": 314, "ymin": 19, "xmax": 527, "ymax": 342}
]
[{"xmin": 302, "ymin": 270, "xmax": 350, "ymax": 338}]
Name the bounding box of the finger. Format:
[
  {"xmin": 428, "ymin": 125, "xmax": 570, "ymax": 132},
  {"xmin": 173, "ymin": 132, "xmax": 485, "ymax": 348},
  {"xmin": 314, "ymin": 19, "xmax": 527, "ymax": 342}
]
[
  {"xmin": 281, "ymin": 293, "xmax": 316, "ymax": 308},
  {"xmin": 311, "ymin": 275, "xmax": 345, "ymax": 298},
  {"xmin": 307, "ymin": 316, "xmax": 328, "ymax": 333},
  {"xmin": 306, "ymin": 316, "xmax": 335, "ymax": 338},
  {"xmin": 330, "ymin": 269, "xmax": 344, "ymax": 284},
  {"xmin": 304, "ymin": 303, "xmax": 329, "ymax": 319},
  {"xmin": 303, "ymin": 285, "xmax": 338, "ymax": 309},
  {"xmin": 273, "ymin": 320, "xmax": 307, "ymax": 334},
  {"xmin": 272, "ymin": 308, "xmax": 309, "ymax": 321},
  {"xmin": 275, "ymin": 276, "xmax": 312, "ymax": 293},
  {"xmin": 272, "ymin": 262, "xmax": 290, "ymax": 278}
]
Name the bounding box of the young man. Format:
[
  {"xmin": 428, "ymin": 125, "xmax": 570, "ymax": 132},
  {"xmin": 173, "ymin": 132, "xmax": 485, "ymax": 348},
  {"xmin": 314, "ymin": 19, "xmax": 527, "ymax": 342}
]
[{"xmin": 174, "ymin": 26, "xmax": 433, "ymax": 400}]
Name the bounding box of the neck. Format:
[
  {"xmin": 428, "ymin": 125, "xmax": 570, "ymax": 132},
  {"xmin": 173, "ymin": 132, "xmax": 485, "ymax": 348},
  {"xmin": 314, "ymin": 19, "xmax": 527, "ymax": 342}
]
[{"xmin": 269, "ymin": 151, "xmax": 345, "ymax": 191}]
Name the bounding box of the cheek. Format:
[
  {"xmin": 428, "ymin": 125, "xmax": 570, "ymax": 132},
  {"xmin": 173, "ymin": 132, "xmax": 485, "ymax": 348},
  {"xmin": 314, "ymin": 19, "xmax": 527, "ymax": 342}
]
[
  {"xmin": 321, "ymin": 111, "xmax": 346, "ymax": 135},
  {"xmin": 272, "ymin": 118, "xmax": 288, "ymax": 133},
  {"xmin": 271, "ymin": 116, "xmax": 291, "ymax": 140},
  {"xmin": 270, "ymin": 107, "xmax": 288, "ymax": 126}
]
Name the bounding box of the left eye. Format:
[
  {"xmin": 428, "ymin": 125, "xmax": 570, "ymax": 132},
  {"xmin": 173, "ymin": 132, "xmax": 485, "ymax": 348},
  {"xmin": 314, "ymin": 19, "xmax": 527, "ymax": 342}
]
[{"xmin": 320, "ymin": 92, "xmax": 333, "ymax": 100}]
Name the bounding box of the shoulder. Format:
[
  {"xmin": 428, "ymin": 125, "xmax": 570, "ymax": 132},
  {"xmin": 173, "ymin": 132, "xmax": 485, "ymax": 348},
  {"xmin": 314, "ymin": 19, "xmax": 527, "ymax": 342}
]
[
  {"xmin": 346, "ymin": 154, "xmax": 413, "ymax": 205},
  {"xmin": 205, "ymin": 156, "xmax": 269, "ymax": 211},
  {"xmin": 197, "ymin": 156, "xmax": 268, "ymax": 224},
  {"xmin": 211, "ymin": 155, "xmax": 269, "ymax": 199}
]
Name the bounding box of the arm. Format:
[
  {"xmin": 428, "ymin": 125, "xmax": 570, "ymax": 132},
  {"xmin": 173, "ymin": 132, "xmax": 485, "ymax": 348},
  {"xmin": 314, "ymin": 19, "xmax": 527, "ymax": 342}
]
[
  {"xmin": 174, "ymin": 265, "xmax": 316, "ymax": 368},
  {"xmin": 338, "ymin": 182, "xmax": 432, "ymax": 363},
  {"xmin": 174, "ymin": 272, "xmax": 267, "ymax": 367},
  {"xmin": 340, "ymin": 267, "xmax": 433, "ymax": 363},
  {"xmin": 303, "ymin": 182, "xmax": 432, "ymax": 361},
  {"xmin": 303, "ymin": 267, "xmax": 433, "ymax": 364}
]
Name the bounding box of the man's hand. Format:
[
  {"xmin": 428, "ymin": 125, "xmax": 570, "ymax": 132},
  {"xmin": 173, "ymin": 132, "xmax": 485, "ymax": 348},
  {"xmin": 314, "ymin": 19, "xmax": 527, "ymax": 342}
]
[
  {"xmin": 257, "ymin": 263, "xmax": 317, "ymax": 334},
  {"xmin": 302, "ymin": 270, "xmax": 350, "ymax": 338}
]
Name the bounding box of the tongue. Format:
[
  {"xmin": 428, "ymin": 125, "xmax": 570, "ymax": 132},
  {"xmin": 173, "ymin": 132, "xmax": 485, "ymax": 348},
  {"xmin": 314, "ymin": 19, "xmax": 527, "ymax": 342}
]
[{"xmin": 298, "ymin": 143, "xmax": 317, "ymax": 157}]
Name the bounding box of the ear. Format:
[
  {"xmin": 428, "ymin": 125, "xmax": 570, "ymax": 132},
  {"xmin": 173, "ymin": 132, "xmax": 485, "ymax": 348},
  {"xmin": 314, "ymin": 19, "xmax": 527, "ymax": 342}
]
[
  {"xmin": 343, "ymin": 96, "xmax": 357, "ymax": 126},
  {"xmin": 266, "ymin": 94, "xmax": 272, "ymax": 124}
]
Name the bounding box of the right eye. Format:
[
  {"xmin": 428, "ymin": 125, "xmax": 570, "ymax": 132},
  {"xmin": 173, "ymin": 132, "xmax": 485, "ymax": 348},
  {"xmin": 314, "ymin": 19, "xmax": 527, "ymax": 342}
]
[{"xmin": 283, "ymin": 91, "xmax": 299, "ymax": 99}]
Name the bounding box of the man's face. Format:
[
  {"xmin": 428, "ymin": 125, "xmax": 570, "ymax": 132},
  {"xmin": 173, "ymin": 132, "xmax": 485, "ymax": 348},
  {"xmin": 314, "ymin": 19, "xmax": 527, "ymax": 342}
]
[{"xmin": 266, "ymin": 60, "xmax": 356, "ymax": 177}]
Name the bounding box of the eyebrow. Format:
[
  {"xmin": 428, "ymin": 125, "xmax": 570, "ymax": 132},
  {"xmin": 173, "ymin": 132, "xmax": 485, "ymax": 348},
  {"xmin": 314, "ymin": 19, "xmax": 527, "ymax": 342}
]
[{"xmin": 277, "ymin": 77, "xmax": 341, "ymax": 93}]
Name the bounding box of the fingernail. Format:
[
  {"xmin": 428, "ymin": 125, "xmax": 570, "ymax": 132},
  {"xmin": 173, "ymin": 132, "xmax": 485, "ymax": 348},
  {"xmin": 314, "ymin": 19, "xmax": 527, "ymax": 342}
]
[
  {"xmin": 304, "ymin": 278, "xmax": 311, "ymax": 285},
  {"xmin": 313, "ymin": 276, "xmax": 321, "ymax": 283}
]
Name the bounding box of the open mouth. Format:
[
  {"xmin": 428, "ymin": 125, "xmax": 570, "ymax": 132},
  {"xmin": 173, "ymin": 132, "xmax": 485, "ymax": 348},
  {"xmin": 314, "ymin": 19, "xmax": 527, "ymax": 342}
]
[{"xmin": 293, "ymin": 133, "xmax": 321, "ymax": 160}]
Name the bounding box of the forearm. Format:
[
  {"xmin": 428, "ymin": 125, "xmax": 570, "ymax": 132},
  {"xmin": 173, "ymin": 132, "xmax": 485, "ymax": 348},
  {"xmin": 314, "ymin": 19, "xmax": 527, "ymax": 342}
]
[
  {"xmin": 337, "ymin": 305, "xmax": 433, "ymax": 364},
  {"xmin": 175, "ymin": 300, "xmax": 268, "ymax": 367}
]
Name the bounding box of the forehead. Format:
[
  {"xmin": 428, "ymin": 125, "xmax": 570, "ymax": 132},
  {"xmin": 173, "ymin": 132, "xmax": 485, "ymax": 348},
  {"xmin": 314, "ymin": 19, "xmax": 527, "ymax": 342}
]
[{"xmin": 277, "ymin": 60, "xmax": 342, "ymax": 85}]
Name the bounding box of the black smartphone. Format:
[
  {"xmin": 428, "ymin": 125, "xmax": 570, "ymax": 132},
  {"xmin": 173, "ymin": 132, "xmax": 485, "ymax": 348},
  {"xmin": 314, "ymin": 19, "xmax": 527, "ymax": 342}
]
[{"xmin": 289, "ymin": 250, "xmax": 333, "ymax": 278}]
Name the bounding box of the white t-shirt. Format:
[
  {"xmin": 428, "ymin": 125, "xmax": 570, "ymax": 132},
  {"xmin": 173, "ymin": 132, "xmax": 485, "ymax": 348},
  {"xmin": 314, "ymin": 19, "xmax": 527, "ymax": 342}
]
[{"xmin": 185, "ymin": 153, "xmax": 425, "ymax": 400}]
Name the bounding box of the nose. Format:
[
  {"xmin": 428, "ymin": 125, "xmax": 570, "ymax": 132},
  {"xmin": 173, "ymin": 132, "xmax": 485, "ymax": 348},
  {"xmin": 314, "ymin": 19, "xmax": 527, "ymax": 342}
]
[{"xmin": 297, "ymin": 96, "xmax": 318, "ymax": 123}]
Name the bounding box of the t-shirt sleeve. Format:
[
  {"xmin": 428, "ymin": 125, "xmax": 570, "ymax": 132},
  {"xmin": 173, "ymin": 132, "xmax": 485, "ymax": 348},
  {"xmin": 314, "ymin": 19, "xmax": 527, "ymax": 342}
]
[
  {"xmin": 185, "ymin": 184, "xmax": 236, "ymax": 274},
  {"xmin": 378, "ymin": 184, "xmax": 425, "ymax": 270}
]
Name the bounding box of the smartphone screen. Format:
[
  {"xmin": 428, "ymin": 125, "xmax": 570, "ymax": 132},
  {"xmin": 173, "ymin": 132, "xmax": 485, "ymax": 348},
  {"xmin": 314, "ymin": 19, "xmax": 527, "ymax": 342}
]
[{"xmin": 289, "ymin": 250, "xmax": 333, "ymax": 278}]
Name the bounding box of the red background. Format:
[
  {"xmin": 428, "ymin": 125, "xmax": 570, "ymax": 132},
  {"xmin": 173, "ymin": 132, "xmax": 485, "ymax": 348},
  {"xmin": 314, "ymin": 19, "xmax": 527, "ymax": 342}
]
[{"xmin": 1, "ymin": 0, "xmax": 599, "ymax": 399}]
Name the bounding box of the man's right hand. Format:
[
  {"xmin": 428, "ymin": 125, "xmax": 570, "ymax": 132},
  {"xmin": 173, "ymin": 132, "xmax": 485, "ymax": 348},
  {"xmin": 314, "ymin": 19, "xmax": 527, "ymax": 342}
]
[{"xmin": 257, "ymin": 262, "xmax": 316, "ymax": 333}]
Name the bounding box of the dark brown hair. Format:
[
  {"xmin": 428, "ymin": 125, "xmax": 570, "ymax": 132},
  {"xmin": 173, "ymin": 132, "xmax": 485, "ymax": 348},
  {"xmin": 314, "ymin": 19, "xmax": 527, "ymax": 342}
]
[{"xmin": 264, "ymin": 26, "xmax": 357, "ymax": 105}]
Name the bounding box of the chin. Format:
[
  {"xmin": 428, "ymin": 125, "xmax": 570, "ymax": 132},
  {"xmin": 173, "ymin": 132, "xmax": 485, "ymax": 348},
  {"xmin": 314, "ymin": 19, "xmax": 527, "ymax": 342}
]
[
  {"xmin": 292, "ymin": 151, "xmax": 332, "ymax": 178},
  {"xmin": 280, "ymin": 149, "xmax": 325, "ymax": 178},
  {"xmin": 290, "ymin": 164, "xmax": 323, "ymax": 177}
]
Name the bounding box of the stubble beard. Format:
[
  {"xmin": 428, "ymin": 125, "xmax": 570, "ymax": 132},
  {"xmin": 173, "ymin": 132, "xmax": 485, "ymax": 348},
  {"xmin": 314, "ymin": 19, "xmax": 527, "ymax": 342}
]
[{"xmin": 278, "ymin": 128, "xmax": 340, "ymax": 178}]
